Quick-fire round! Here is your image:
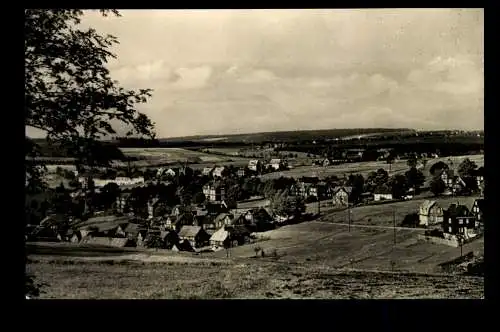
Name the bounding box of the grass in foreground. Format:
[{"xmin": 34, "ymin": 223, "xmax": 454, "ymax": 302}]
[{"xmin": 27, "ymin": 259, "xmax": 483, "ymax": 299}]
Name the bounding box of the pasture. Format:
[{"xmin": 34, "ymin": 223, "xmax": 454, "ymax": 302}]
[
  {"xmin": 27, "ymin": 259, "xmax": 483, "ymax": 299},
  {"xmin": 209, "ymin": 221, "xmax": 484, "ymax": 274},
  {"xmin": 27, "ymin": 220, "xmax": 484, "ymax": 299},
  {"xmin": 119, "ymin": 147, "xmax": 251, "ymax": 168},
  {"xmin": 317, "ymin": 195, "xmax": 481, "ymax": 227},
  {"xmin": 259, "ymin": 154, "xmax": 484, "ymax": 181}
]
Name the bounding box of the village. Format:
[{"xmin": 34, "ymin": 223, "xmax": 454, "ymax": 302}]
[{"xmin": 26, "ymin": 150, "xmax": 485, "ymax": 256}]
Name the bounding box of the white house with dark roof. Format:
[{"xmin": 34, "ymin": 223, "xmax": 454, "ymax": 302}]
[
  {"xmin": 373, "ymin": 185, "xmax": 393, "ymax": 201},
  {"xmin": 202, "ymin": 167, "xmax": 214, "ymax": 176},
  {"xmin": 212, "ymin": 166, "xmax": 227, "ymax": 178},
  {"xmin": 248, "ymin": 160, "xmax": 262, "ymax": 172}
]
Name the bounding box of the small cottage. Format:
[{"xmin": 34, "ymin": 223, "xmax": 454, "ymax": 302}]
[
  {"xmin": 212, "ymin": 166, "xmax": 227, "ymax": 178},
  {"xmin": 466, "ymin": 198, "xmax": 484, "ymax": 225},
  {"xmin": 161, "ymin": 230, "xmax": 179, "ymax": 249},
  {"xmin": 248, "ymin": 160, "xmax": 262, "ymax": 172},
  {"xmin": 373, "ymin": 185, "xmax": 393, "ymax": 201},
  {"xmin": 237, "ymin": 168, "xmax": 246, "ymax": 177},
  {"xmin": 202, "ymin": 167, "xmax": 214, "ymax": 176},
  {"xmin": 209, "ymin": 227, "xmax": 230, "ymax": 248},
  {"xmin": 214, "ymin": 213, "xmax": 234, "ymax": 229},
  {"xmin": 418, "ymin": 200, "xmax": 444, "ymax": 226},
  {"xmin": 178, "ymin": 226, "xmax": 210, "ymax": 248},
  {"xmin": 333, "ymin": 186, "xmax": 353, "ymax": 206}
]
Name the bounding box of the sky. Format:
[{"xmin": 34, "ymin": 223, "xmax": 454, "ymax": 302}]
[{"xmin": 26, "ymin": 9, "xmax": 484, "ymax": 138}]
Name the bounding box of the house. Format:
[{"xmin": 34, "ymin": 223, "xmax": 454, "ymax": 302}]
[
  {"xmin": 164, "ymin": 168, "xmax": 177, "ymax": 177},
  {"xmin": 237, "ymin": 168, "xmax": 246, "ymax": 177},
  {"xmin": 202, "ymin": 167, "xmax": 214, "ymax": 176},
  {"xmin": 322, "ymin": 158, "xmax": 332, "ymax": 167},
  {"xmin": 69, "ymin": 230, "xmax": 82, "ymax": 243},
  {"xmin": 293, "ymin": 177, "xmax": 322, "ymax": 199},
  {"xmin": 166, "ymin": 213, "xmax": 194, "ymax": 231},
  {"xmin": 212, "ymin": 166, "xmax": 227, "ymax": 178},
  {"xmin": 147, "ymin": 197, "xmax": 162, "ymax": 219},
  {"xmin": 373, "ymin": 185, "xmax": 393, "ymax": 201},
  {"xmin": 333, "ymin": 186, "xmax": 353, "ymax": 206},
  {"xmin": 116, "ymin": 193, "xmax": 132, "ymax": 213},
  {"xmin": 178, "ymin": 226, "xmax": 210, "ymax": 248},
  {"xmin": 81, "ymin": 235, "xmax": 133, "ymax": 247},
  {"xmin": 376, "ymin": 149, "xmax": 391, "ymax": 160},
  {"xmin": 210, "ymin": 225, "xmax": 251, "ymax": 248},
  {"xmin": 172, "ymin": 239, "xmax": 194, "ymax": 252},
  {"xmin": 135, "ymin": 230, "xmax": 148, "ymax": 247},
  {"xmin": 173, "ymin": 205, "xmax": 190, "ymax": 217},
  {"xmin": 160, "ymin": 230, "xmax": 179, "ymax": 249},
  {"xmin": 466, "ymin": 198, "xmax": 484, "ymax": 224},
  {"xmin": 209, "ymin": 227, "xmax": 230, "ymax": 248},
  {"xmin": 39, "ymin": 214, "xmax": 67, "ymax": 228},
  {"xmin": 202, "ymin": 182, "xmax": 226, "ymax": 202},
  {"xmin": 418, "ymin": 200, "xmax": 444, "ymax": 226},
  {"xmin": 91, "ymin": 222, "xmax": 128, "ymax": 238},
  {"xmin": 360, "ymin": 192, "xmax": 374, "ymax": 204},
  {"xmin": 440, "ymin": 169, "xmax": 455, "ymax": 189},
  {"xmin": 269, "ymin": 159, "xmax": 286, "ymax": 171},
  {"xmin": 214, "ymin": 213, "xmax": 234, "ymax": 229},
  {"xmin": 248, "ymin": 160, "xmax": 262, "ymax": 172},
  {"xmin": 442, "ymin": 204, "xmax": 477, "ymax": 239},
  {"xmin": 475, "ymin": 167, "xmax": 484, "ymax": 194},
  {"xmin": 30, "ymin": 226, "xmax": 62, "ymax": 242},
  {"xmin": 344, "ymin": 149, "xmax": 365, "ymax": 162},
  {"xmin": 243, "ymin": 208, "xmax": 274, "ymax": 231}
]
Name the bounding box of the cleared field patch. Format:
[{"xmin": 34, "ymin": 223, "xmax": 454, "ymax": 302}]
[
  {"xmin": 119, "ymin": 147, "xmax": 252, "ymax": 168},
  {"xmin": 211, "ymin": 221, "xmax": 483, "ymax": 274},
  {"xmin": 259, "ymin": 159, "xmax": 410, "ymax": 180},
  {"xmin": 27, "ymin": 257, "xmax": 483, "ymax": 299},
  {"xmin": 120, "ymin": 147, "xmax": 224, "ymax": 162},
  {"xmin": 259, "ymin": 154, "xmax": 484, "ymax": 181}
]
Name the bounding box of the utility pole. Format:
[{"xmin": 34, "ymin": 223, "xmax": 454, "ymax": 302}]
[
  {"xmin": 348, "ymin": 205, "xmax": 351, "ymax": 232},
  {"xmin": 317, "ymin": 196, "xmax": 320, "ymax": 216},
  {"xmin": 393, "ymin": 207, "xmax": 396, "ymax": 246}
]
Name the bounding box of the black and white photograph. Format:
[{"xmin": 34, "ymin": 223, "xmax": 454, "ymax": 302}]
[{"xmin": 25, "ymin": 9, "xmax": 484, "ymax": 299}]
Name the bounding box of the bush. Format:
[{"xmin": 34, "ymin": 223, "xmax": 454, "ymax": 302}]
[{"xmin": 401, "ymin": 213, "xmax": 419, "ymax": 227}]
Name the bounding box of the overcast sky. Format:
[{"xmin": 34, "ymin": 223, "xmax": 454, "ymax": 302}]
[{"xmin": 27, "ymin": 9, "xmax": 484, "ymax": 138}]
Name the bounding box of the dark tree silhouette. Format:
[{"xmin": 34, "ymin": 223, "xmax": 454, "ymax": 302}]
[
  {"xmin": 457, "ymin": 158, "xmax": 478, "ymax": 178},
  {"xmin": 430, "ymin": 178, "xmax": 446, "ymax": 196},
  {"xmin": 192, "ymin": 192, "xmax": 206, "ymax": 205},
  {"xmin": 25, "ymin": 9, "xmax": 156, "ymax": 298},
  {"xmin": 405, "ymin": 167, "xmax": 425, "ymax": 193},
  {"xmin": 429, "ymin": 161, "xmax": 449, "ymax": 177}
]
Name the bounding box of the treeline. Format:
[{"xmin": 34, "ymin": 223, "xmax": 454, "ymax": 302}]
[
  {"xmin": 28, "ymin": 140, "xmax": 127, "ymax": 161},
  {"xmin": 277, "ymin": 141, "xmax": 483, "ymax": 160}
]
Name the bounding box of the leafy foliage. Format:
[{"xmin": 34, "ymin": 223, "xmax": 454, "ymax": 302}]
[
  {"xmin": 389, "ymin": 174, "xmax": 409, "ymax": 199},
  {"xmin": 457, "ymin": 158, "xmax": 478, "ymax": 178},
  {"xmin": 429, "ymin": 161, "xmax": 449, "ymax": 177},
  {"xmin": 430, "ymin": 177, "xmax": 446, "ymax": 196},
  {"xmin": 25, "ymin": 9, "xmax": 156, "ymax": 297},
  {"xmin": 405, "ymin": 167, "xmax": 425, "ymax": 192},
  {"xmin": 270, "ymin": 190, "xmax": 305, "ymax": 218},
  {"xmin": 346, "ymin": 174, "xmax": 365, "ymax": 203},
  {"xmin": 25, "ymin": 9, "xmax": 155, "ymax": 170}
]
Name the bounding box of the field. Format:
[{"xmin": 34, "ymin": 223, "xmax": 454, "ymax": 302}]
[
  {"xmin": 316, "ymin": 195, "xmax": 481, "ymax": 227},
  {"xmin": 27, "ymin": 219, "xmax": 484, "ymax": 299},
  {"xmin": 118, "ymin": 147, "xmax": 252, "ymax": 168},
  {"xmin": 27, "ymin": 259, "xmax": 483, "ymax": 299},
  {"xmin": 259, "ymin": 154, "xmax": 484, "ymax": 181}
]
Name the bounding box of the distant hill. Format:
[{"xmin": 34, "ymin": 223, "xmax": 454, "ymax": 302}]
[{"xmin": 158, "ymin": 128, "xmax": 416, "ymax": 144}]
